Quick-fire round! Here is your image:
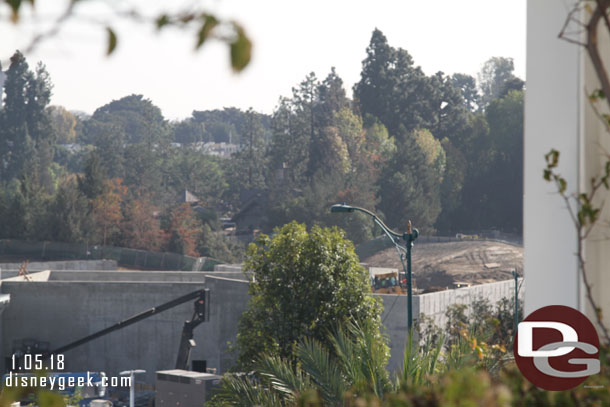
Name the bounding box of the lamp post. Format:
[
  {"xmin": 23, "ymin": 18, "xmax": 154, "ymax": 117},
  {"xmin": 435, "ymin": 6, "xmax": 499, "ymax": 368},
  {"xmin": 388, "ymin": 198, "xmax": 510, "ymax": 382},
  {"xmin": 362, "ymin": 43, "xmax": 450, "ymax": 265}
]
[
  {"xmin": 330, "ymin": 203, "xmax": 418, "ymax": 330},
  {"xmin": 119, "ymin": 369, "xmax": 146, "ymax": 407}
]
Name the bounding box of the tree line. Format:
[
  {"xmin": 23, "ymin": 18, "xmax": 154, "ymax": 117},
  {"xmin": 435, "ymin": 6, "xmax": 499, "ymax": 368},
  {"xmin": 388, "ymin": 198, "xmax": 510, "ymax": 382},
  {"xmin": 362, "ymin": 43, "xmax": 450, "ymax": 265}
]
[{"xmin": 0, "ymin": 29, "xmax": 524, "ymax": 260}]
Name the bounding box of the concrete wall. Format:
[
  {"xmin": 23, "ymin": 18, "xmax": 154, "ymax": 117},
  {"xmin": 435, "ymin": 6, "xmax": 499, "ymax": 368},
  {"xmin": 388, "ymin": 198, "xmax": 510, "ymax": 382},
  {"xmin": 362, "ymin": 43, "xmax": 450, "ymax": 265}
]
[
  {"xmin": 1, "ymin": 279, "xmax": 207, "ymax": 383},
  {"xmin": 47, "ymin": 271, "xmax": 206, "ymax": 283},
  {"xmin": 376, "ymin": 278, "xmax": 524, "ymax": 373},
  {"xmin": 0, "ymin": 272, "xmax": 249, "ymax": 384},
  {"xmin": 196, "ymin": 276, "xmax": 249, "ymax": 372},
  {"xmin": 0, "ymin": 260, "xmax": 117, "ymax": 279},
  {"xmin": 0, "ymin": 267, "xmax": 521, "ymax": 380}
]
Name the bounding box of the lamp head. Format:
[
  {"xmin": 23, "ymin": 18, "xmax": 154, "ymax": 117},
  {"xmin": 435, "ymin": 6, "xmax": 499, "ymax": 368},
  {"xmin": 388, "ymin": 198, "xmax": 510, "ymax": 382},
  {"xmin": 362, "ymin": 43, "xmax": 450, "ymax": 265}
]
[{"xmin": 330, "ymin": 203, "xmax": 354, "ymax": 213}]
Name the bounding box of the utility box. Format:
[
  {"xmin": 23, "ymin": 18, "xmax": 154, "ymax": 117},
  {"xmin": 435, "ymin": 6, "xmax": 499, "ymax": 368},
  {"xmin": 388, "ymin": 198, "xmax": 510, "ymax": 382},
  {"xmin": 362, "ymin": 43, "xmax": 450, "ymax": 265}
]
[{"xmin": 155, "ymin": 370, "xmax": 221, "ymax": 407}]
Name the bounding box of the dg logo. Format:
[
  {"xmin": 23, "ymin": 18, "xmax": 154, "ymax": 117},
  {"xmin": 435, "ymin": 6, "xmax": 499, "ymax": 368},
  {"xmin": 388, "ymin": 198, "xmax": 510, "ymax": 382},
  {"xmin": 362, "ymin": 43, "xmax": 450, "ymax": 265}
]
[{"xmin": 514, "ymin": 305, "xmax": 600, "ymax": 391}]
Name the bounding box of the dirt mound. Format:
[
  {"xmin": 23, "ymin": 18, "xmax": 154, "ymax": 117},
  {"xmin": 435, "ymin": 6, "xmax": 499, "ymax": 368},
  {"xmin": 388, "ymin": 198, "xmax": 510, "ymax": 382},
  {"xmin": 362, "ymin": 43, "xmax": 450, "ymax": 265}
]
[{"xmin": 361, "ymin": 241, "xmax": 523, "ymax": 291}]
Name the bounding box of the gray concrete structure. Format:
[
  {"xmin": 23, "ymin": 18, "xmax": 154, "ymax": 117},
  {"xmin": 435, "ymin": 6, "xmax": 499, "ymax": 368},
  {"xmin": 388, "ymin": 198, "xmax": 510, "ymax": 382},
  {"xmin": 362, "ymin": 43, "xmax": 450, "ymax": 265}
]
[
  {"xmin": 0, "ymin": 270, "xmax": 247, "ymax": 383},
  {"xmin": 0, "ymin": 261, "xmax": 522, "ymax": 382},
  {"xmin": 377, "ymin": 278, "xmax": 524, "ymax": 372},
  {"xmin": 0, "ymin": 260, "xmax": 117, "ymax": 279}
]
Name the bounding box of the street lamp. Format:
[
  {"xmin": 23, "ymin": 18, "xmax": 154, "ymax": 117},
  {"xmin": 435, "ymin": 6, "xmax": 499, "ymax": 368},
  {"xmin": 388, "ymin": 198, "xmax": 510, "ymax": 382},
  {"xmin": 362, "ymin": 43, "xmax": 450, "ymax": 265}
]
[
  {"xmin": 330, "ymin": 203, "xmax": 419, "ymax": 330},
  {"xmin": 119, "ymin": 369, "xmax": 146, "ymax": 407}
]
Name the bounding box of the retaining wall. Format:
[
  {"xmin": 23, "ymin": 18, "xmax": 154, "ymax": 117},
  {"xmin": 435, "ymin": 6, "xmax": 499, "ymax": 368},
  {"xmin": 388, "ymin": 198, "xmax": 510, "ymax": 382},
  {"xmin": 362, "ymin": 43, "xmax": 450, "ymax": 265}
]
[{"xmin": 374, "ymin": 278, "xmax": 524, "ymax": 373}]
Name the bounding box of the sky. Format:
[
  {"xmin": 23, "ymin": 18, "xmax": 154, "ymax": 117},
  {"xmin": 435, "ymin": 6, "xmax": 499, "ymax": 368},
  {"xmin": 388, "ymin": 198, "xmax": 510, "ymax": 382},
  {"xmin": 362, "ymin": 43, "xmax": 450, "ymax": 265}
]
[{"xmin": 0, "ymin": 0, "xmax": 526, "ymax": 120}]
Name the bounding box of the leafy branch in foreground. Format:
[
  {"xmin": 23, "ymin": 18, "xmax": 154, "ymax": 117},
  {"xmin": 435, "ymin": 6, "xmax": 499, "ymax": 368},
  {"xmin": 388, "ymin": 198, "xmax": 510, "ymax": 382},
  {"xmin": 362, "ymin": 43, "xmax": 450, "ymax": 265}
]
[
  {"xmin": 543, "ymin": 149, "xmax": 610, "ymax": 345},
  {"xmin": 1, "ymin": 0, "xmax": 252, "ymax": 71}
]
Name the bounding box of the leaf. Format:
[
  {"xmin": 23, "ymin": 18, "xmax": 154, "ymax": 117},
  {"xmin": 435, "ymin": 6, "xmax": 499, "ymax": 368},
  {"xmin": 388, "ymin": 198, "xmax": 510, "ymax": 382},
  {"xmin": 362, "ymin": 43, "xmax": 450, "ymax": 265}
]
[
  {"xmin": 544, "ymin": 149, "xmax": 559, "ymax": 168},
  {"xmin": 156, "ymin": 14, "xmax": 169, "ymax": 30},
  {"xmin": 230, "ymin": 24, "xmax": 252, "ymax": 72},
  {"xmin": 196, "ymin": 14, "xmax": 219, "ymax": 49},
  {"xmin": 7, "ymin": 0, "xmax": 22, "ymax": 23},
  {"xmin": 543, "ymin": 169, "xmax": 552, "ymax": 181},
  {"xmin": 558, "ymin": 177, "xmax": 567, "ymax": 193},
  {"xmin": 106, "ymin": 27, "xmax": 117, "ymax": 55}
]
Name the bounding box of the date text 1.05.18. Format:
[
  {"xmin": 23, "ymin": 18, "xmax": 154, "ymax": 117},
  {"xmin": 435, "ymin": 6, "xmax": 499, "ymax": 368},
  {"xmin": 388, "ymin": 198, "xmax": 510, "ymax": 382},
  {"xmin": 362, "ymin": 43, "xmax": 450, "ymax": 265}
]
[{"xmin": 11, "ymin": 354, "xmax": 64, "ymax": 371}]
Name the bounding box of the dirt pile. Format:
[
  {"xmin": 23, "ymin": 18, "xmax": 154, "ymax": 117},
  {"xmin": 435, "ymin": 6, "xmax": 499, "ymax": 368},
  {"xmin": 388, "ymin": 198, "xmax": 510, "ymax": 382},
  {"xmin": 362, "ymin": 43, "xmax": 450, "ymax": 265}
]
[{"xmin": 362, "ymin": 241, "xmax": 523, "ymax": 292}]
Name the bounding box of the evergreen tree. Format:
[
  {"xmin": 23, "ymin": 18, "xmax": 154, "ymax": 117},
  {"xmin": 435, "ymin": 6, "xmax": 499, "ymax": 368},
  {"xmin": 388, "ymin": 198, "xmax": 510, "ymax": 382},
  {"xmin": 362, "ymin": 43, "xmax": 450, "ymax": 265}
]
[
  {"xmin": 78, "ymin": 152, "xmax": 106, "ymax": 200},
  {"xmin": 378, "ymin": 129, "xmax": 442, "ymax": 233},
  {"xmin": 0, "ymin": 51, "xmax": 57, "ymax": 190},
  {"xmin": 50, "ymin": 179, "xmax": 91, "ymax": 243}
]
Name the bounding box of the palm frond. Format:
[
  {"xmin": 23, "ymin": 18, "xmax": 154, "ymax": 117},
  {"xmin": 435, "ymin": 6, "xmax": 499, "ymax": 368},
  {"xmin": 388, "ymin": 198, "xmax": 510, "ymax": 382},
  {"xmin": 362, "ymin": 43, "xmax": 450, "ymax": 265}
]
[
  {"xmin": 256, "ymin": 355, "xmax": 312, "ymax": 399},
  {"xmin": 297, "ymin": 337, "xmax": 347, "ymax": 406},
  {"xmin": 209, "ymin": 373, "xmax": 284, "ymax": 407}
]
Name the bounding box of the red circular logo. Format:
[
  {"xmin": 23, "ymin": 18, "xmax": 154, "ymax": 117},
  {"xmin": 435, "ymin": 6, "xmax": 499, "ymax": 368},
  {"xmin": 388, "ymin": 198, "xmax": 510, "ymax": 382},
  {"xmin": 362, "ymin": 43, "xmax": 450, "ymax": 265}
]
[{"xmin": 513, "ymin": 305, "xmax": 600, "ymax": 391}]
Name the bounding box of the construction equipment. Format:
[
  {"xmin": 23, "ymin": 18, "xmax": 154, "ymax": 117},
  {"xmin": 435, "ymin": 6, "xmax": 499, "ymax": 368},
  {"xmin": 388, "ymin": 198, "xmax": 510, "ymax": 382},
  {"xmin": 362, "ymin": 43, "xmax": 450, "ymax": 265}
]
[
  {"xmin": 47, "ymin": 288, "xmax": 210, "ymax": 371},
  {"xmin": 372, "ymin": 271, "xmax": 406, "ymax": 294}
]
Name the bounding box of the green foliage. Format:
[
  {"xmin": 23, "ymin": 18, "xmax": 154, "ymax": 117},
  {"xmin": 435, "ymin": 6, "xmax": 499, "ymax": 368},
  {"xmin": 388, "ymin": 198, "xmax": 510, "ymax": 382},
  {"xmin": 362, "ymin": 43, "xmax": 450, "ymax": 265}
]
[
  {"xmin": 3, "ymin": 1, "xmax": 252, "ymax": 71},
  {"xmin": 49, "ymin": 179, "xmax": 92, "ymax": 243},
  {"xmin": 228, "ymin": 108, "xmax": 267, "ymax": 192},
  {"xmin": 171, "ymin": 119, "xmax": 206, "ymax": 144},
  {"xmin": 165, "ymin": 148, "xmax": 227, "ymax": 207},
  {"xmin": 212, "ymin": 321, "xmax": 390, "ymax": 407},
  {"xmin": 235, "ymin": 222, "xmax": 384, "ymax": 369},
  {"xmin": 197, "ymin": 223, "xmax": 244, "ymax": 263},
  {"xmin": 0, "ymin": 51, "xmax": 57, "ymax": 191},
  {"xmin": 48, "ymin": 106, "xmax": 78, "ymax": 144},
  {"xmin": 378, "ymin": 130, "xmax": 443, "ymax": 233},
  {"xmin": 90, "ymin": 94, "xmax": 168, "ymax": 146}
]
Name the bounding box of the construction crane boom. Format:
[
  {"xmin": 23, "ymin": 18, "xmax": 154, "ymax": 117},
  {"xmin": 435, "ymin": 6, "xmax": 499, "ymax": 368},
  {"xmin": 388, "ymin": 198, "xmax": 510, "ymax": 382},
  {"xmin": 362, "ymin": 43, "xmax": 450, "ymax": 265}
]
[{"xmin": 50, "ymin": 288, "xmax": 209, "ymax": 370}]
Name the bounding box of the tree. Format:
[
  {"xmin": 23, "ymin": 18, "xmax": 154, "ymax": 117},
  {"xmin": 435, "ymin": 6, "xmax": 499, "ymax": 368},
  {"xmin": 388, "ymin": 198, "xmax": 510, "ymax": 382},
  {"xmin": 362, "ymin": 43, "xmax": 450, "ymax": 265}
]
[
  {"xmin": 4, "ymin": 171, "xmax": 51, "ymax": 240},
  {"xmin": 477, "ymin": 57, "xmax": 518, "ymax": 109},
  {"xmin": 92, "ymin": 178, "xmax": 127, "ymax": 247},
  {"xmin": 165, "ymin": 149, "xmax": 227, "ymax": 207},
  {"xmin": 378, "ymin": 129, "xmax": 443, "ymax": 233},
  {"xmin": 165, "ymin": 203, "xmax": 202, "ymax": 256},
  {"xmin": 49, "ymin": 179, "xmax": 91, "ymax": 243},
  {"xmin": 0, "ymin": 51, "xmax": 57, "ymax": 190},
  {"xmin": 353, "ymin": 29, "xmax": 394, "ymax": 130},
  {"xmin": 451, "ymin": 73, "xmax": 480, "ymax": 112},
  {"xmin": 171, "ymin": 119, "xmax": 206, "ymax": 144},
  {"xmin": 48, "ymin": 105, "xmax": 78, "ymax": 144},
  {"xmin": 121, "ymin": 199, "xmax": 165, "ymax": 251},
  {"xmin": 354, "ymin": 30, "xmax": 452, "ymax": 141},
  {"xmin": 234, "ymin": 108, "xmax": 267, "ymax": 189},
  {"xmin": 91, "ymin": 94, "xmax": 168, "ymax": 146},
  {"xmin": 78, "ymin": 152, "xmax": 106, "ymax": 200},
  {"xmin": 83, "ymin": 119, "xmax": 125, "ymax": 178},
  {"xmin": 235, "ymin": 222, "xmax": 383, "ymax": 369},
  {"xmin": 483, "ymin": 90, "xmax": 524, "ymax": 232}
]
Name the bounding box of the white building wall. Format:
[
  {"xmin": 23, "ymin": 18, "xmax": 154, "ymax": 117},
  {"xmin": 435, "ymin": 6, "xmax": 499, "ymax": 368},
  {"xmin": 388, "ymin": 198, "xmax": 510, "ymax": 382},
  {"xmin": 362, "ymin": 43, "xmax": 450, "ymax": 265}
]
[
  {"xmin": 525, "ymin": 1, "xmax": 610, "ymax": 332},
  {"xmin": 524, "ymin": 0, "xmax": 582, "ymax": 315}
]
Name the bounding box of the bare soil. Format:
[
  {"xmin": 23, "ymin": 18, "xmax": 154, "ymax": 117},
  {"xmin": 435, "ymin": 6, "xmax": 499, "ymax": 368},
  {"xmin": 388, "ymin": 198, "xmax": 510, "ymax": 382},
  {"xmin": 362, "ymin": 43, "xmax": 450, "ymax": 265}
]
[{"xmin": 362, "ymin": 241, "xmax": 523, "ymax": 292}]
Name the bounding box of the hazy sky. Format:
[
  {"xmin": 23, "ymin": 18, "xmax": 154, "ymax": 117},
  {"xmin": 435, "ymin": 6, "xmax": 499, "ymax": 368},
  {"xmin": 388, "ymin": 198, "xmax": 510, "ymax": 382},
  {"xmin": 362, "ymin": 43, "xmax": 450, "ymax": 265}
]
[{"xmin": 0, "ymin": 0, "xmax": 526, "ymax": 120}]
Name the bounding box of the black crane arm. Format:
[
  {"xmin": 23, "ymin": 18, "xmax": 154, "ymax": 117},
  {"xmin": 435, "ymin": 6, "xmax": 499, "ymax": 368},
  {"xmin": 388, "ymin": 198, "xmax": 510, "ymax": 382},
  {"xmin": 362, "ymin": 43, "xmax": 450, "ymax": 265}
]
[{"xmin": 51, "ymin": 288, "xmax": 209, "ymax": 355}]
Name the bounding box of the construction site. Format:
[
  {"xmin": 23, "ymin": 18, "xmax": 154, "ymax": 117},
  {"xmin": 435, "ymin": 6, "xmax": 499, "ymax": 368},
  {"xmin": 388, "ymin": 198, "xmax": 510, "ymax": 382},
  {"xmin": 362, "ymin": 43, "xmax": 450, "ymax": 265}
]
[{"xmin": 0, "ymin": 238, "xmax": 524, "ymax": 405}]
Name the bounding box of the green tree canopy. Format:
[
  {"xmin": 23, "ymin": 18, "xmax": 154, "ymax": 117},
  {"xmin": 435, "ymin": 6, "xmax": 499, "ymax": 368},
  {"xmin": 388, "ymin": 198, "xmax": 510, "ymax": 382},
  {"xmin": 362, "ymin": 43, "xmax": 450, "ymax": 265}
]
[
  {"xmin": 90, "ymin": 94, "xmax": 168, "ymax": 146},
  {"xmin": 236, "ymin": 222, "xmax": 383, "ymax": 369}
]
